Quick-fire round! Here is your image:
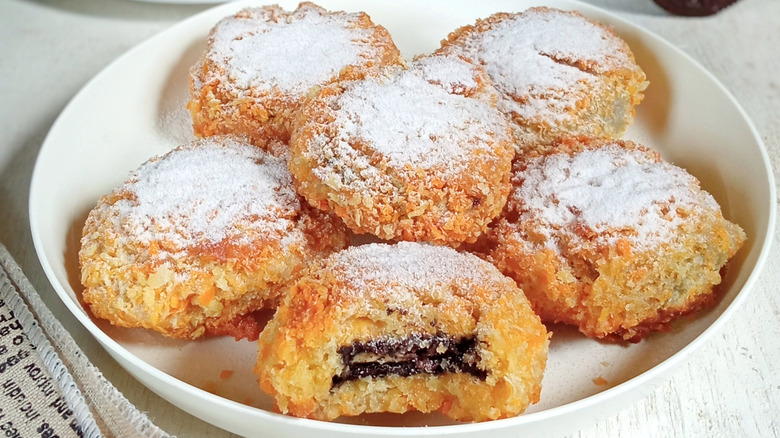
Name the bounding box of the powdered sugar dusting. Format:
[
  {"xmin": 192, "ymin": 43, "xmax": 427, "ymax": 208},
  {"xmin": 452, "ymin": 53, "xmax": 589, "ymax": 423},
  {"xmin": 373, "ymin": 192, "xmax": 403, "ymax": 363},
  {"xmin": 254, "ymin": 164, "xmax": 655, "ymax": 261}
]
[
  {"xmin": 445, "ymin": 8, "xmax": 635, "ymax": 122},
  {"xmin": 412, "ymin": 55, "xmax": 479, "ymax": 95},
  {"xmin": 513, "ymin": 143, "xmax": 709, "ymax": 251},
  {"xmin": 109, "ymin": 137, "xmax": 300, "ymax": 254},
  {"xmin": 208, "ymin": 5, "xmax": 375, "ymax": 94},
  {"xmin": 328, "ymin": 242, "xmax": 498, "ymax": 298},
  {"xmin": 318, "ymin": 60, "xmax": 509, "ymax": 176},
  {"xmin": 520, "ymin": 8, "xmax": 633, "ymax": 74}
]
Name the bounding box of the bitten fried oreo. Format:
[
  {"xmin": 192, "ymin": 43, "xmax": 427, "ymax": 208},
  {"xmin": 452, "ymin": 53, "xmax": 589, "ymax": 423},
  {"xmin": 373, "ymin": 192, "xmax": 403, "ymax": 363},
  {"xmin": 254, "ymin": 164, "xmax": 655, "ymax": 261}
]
[
  {"xmin": 653, "ymin": 0, "xmax": 740, "ymax": 16},
  {"xmin": 254, "ymin": 242, "xmax": 549, "ymax": 422},
  {"xmin": 79, "ymin": 136, "xmax": 348, "ymax": 340},
  {"xmin": 188, "ymin": 2, "xmax": 403, "ymax": 147},
  {"xmin": 476, "ymin": 137, "xmax": 746, "ymax": 342}
]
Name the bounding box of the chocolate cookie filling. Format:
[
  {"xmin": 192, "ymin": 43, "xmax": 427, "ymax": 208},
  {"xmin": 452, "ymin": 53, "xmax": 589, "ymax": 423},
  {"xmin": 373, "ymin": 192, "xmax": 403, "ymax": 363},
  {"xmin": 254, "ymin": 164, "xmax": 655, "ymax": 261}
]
[{"xmin": 332, "ymin": 333, "xmax": 487, "ymax": 387}]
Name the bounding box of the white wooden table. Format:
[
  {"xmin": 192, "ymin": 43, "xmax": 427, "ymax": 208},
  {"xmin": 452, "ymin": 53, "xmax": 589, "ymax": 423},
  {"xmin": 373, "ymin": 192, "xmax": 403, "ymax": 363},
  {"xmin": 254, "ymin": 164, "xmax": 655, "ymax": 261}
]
[{"xmin": 1, "ymin": 0, "xmax": 778, "ymax": 436}]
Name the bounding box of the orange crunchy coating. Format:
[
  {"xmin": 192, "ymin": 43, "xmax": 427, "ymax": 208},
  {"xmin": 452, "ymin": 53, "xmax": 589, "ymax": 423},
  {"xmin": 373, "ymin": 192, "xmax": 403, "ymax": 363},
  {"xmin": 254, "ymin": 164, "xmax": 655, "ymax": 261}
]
[
  {"xmin": 436, "ymin": 7, "xmax": 648, "ymax": 152},
  {"xmin": 187, "ymin": 2, "xmax": 403, "ymax": 147},
  {"xmin": 79, "ymin": 138, "xmax": 349, "ymax": 340},
  {"xmin": 474, "ymin": 137, "xmax": 746, "ymax": 342},
  {"xmin": 254, "ymin": 243, "xmax": 549, "ymax": 422},
  {"xmin": 288, "ymin": 58, "xmax": 516, "ymax": 245}
]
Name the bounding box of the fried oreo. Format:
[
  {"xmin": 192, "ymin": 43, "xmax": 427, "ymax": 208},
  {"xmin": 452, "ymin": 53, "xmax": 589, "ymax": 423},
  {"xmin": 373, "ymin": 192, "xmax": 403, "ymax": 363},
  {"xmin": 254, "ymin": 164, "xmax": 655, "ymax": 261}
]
[{"xmin": 254, "ymin": 242, "xmax": 549, "ymax": 421}]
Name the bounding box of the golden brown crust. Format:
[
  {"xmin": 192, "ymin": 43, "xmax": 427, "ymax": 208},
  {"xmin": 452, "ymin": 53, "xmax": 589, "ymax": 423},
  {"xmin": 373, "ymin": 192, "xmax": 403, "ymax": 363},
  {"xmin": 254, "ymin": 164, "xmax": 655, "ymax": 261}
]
[
  {"xmin": 288, "ymin": 56, "xmax": 515, "ymax": 244},
  {"xmin": 474, "ymin": 137, "xmax": 745, "ymax": 341},
  {"xmin": 254, "ymin": 242, "xmax": 549, "ymax": 421},
  {"xmin": 187, "ymin": 2, "xmax": 403, "ymax": 147},
  {"xmin": 79, "ymin": 136, "xmax": 349, "ymax": 339},
  {"xmin": 436, "ymin": 7, "xmax": 648, "ymax": 152}
]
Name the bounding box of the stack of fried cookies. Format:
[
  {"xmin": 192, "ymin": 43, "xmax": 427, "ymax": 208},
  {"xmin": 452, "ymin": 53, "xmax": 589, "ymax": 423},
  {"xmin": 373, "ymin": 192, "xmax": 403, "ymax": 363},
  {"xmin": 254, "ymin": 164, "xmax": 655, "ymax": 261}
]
[{"xmin": 79, "ymin": 2, "xmax": 745, "ymax": 424}]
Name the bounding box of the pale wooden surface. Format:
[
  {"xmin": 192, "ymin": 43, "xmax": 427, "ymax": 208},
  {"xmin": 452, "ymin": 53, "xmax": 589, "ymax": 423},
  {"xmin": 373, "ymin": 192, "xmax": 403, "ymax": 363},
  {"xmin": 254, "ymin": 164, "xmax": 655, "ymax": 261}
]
[{"xmin": 1, "ymin": 0, "xmax": 778, "ymax": 437}]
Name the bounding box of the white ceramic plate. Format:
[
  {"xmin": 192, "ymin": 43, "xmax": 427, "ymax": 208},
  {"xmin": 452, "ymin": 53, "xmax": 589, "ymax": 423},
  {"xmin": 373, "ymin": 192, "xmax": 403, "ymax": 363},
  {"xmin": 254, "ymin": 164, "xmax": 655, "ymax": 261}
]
[{"xmin": 30, "ymin": 1, "xmax": 775, "ymax": 437}]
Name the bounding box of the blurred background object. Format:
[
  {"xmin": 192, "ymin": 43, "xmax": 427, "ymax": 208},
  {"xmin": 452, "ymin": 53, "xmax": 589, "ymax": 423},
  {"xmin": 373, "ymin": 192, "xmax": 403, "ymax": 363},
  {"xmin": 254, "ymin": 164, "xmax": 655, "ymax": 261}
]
[{"xmin": 652, "ymin": 0, "xmax": 740, "ymax": 16}]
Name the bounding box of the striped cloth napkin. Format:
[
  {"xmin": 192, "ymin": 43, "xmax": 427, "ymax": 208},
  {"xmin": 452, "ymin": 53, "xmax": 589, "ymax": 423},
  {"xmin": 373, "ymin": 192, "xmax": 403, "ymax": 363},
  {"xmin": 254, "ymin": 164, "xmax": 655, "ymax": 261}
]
[{"xmin": 0, "ymin": 244, "xmax": 170, "ymax": 438}]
